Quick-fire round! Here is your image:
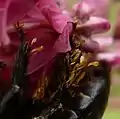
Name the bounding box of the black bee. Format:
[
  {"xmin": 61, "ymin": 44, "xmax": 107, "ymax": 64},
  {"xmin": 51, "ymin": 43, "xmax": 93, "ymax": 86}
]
[{"xmin": 0, "ymin": 23, "xmax": 111, "ymax": 119}]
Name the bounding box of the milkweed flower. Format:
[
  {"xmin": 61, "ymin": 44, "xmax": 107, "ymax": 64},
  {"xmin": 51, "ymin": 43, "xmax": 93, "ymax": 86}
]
[
  {"xmin": 0, "ymin": 0, "xmax": 111, "ymax": 99},
  {"xmin": 0, "ymin": 1, "xmax": 111, "ymax": 118},
  {"xmin": 97, "ymin": 52, "xmax": 120, "ymax": 66},
  {"xmin": 84, "ymin": 0, "xmax": 110, "ymax": 18},
  {"xmin": 71, "ymin": 0, "xmax": 110, "ymax": 52}
]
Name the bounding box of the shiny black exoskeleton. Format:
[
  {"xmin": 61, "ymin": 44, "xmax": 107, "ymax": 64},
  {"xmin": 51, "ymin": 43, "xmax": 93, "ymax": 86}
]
[
  {"xmin": 0, "ymin": 23, "xmax": 111, "ymax": 119},
  {"xmin": 0, "ymin": 58, "xmax": 111, "ymax": 119},
  {"xmin": 43, "ymin": 58, "xmax": 111, "ymax": 119}
]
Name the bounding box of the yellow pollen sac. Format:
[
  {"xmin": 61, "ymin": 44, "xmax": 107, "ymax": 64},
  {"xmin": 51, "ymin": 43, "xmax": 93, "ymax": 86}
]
[
  {"xmin": 31, "ymin": 46, "xmax": 44, "ymax": 55},
  {"xmin": 31, "ymin": 38, "xmax": 37, "ymax": 45},
  {"xmin": 88, "ymin": 61, "xmax": 99, "ymax": 67},
  {"xmin": 15, "ymin": 22, "xmax": 24, "ymax": 29}
]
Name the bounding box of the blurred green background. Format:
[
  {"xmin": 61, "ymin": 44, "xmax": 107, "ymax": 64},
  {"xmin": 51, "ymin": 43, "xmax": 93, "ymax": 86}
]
[
  {"xmin": 103, "ymin": 1, "xmax": 120, "ymax": 119},
  {"xmin": 67, "ymin": 0, "xmax": 120, "ymax": 119}
]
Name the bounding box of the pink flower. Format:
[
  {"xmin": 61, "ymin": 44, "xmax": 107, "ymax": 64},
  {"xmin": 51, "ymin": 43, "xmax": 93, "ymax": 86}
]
[
  {"xmin": 0, "ymin": 0, "xmax": 73, "ymax": 74},
  {"xmin": 84, "ymin": 0, "xmax": 110, "ymax": 18},
  {"xmin": 72, "ymin": 1, "xmax": 94, "ymax": 22},
  {"xmin": 72, "ymin": 1, "xmax": 111, "ymax": 53},
  {"xmin": 71, "ymin": 1, "xmax": 110, "ymax": 35},
  {"xmin": 92, "ymin": 36, "xmax": 113, "ymax": 51},
  {"xmin": 75, "ymin": 16, "xmax": 110, "ymax": 52},
  {"xmin": 0, "ymin": 0, "xmax": 37, "ymax": 47},
  {"xmin": 97, "ymin": 52, "xmax": 120, "ymax": 66},
  {"xmin": 0, "ymin": 0, "xmax": 111, "ymax": 70},
  {"xmin": 55, "ymin": 0, "xmax": 66, "ymax": 10},
  {"xmin": 55, "ymin": 0, "xmax": 70, "ymax": 15},
  {"xmin": 0, "ymin": 0, "xmax": 112, "ymax": 97},
  {"xmin": 77, "ymin": 16, "xmax": 110, "ymax": 35}
]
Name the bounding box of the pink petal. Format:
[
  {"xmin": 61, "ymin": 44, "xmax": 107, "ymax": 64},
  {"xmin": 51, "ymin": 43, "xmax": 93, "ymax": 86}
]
[
  {"xmin": 7, "ymin": 0, "xmax": 36, "ymax": 25},
  {"xmin": 84, "ymin": 0, "xmax": 110, "ymax": 18},
  {"xmin": 35, "ymin": 0, "xmax": 72, "ymax": 34},
  {"xmin": 92, "ymin": 36, "xmax": 113, "ymax": 50},
  {"xmin": 79, "ymin": 16, "xmax": 110, "ymax": 35},
  {"xmin": 81, "ymin": 38, "xmax": 100, "ymax": 53},
  {"xmin": 72, "ymin": 1, "xmax": 94, "ymax": 22},
  {"xmin": 55, "ymin": 0, "xmax": 66, "ymax": 10},
  {"xmin": 62, "ymin": 10, "xmax": 70, "ymax": 15},
  {"xmin": 111, "ymin": 57, "xmax": 120, "ymax": 66},
  {"xmin": 0, "ymin": 0, "xmax": 11, "ymax": 46},
  {"xmin": 0, "ymin": 0, "xmax": 36, "ymax": 47},
  {"xmin": 97, "ymin": 53, "xmax": 117, "ymax": 61},
  {"xmin": 26, "ymin": 23, "xmax": 72, "ymax": 74},
  {"xmin": 97, "ymin": 52, "xmax": 120, "ymax": 66}
]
